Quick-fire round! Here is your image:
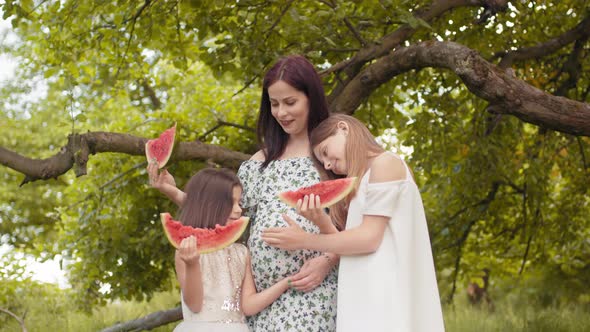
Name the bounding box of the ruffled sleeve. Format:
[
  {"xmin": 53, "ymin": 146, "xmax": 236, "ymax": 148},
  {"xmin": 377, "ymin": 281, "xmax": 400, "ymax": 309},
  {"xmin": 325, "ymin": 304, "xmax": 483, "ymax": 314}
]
[
  {"xmin": 362, "ymin": 181, "xmax": 405, "ymax": 218},
  {"xmin": 237, "ymin": 160, "xmax": 262, "ymax": 209}
]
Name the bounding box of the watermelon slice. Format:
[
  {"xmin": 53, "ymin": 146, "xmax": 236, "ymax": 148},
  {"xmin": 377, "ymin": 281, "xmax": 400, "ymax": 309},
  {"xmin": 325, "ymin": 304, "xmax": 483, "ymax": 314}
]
[
  {"xmin": 160, "ymin": 213, "xmax": 249, "ymax": 254},
  {"xmin": 145, "ymin": 124, "xmax": 176, "ymax": 169},
  {"xmin": 278, "ymin": 177, "xmax": 357, "ymax": 209}
]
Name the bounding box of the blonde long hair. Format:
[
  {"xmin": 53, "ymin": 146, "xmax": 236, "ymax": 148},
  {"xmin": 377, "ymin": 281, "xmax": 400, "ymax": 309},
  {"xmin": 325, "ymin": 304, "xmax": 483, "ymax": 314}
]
[{"xmin": 310, "ymin": 114, "xmax": 384, "ymax": 229}]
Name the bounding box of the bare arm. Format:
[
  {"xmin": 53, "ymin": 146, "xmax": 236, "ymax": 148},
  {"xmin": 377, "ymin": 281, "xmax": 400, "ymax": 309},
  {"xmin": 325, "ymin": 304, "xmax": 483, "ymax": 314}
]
[
  {"xmin": 240, "ymin": 253, "xmax": 291, "ymax": 316},
  {"xmin": 175, "ymin": 236, "xmax": 203, "ymax": 313},
  {"xmin": 266, "ymin": 214, "xmax": 389, "ymax": 255},
  {"xmin": 147, "ymin": 162, "xmax": 187, "ymax": 206},
  {"xmin": 263, "ymin": 153, "xmax": 406, "ymax": 255}
]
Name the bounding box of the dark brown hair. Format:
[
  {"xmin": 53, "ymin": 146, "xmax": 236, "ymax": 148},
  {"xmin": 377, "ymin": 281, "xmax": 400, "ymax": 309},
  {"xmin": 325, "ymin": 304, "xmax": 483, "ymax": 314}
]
[
  {"xmin": 178, "ymin": 168, "xmax": 241, "ymax": 229},
  {"xmin": 257, "ymin": 55, "xmax": 330, "ymax": 168}
]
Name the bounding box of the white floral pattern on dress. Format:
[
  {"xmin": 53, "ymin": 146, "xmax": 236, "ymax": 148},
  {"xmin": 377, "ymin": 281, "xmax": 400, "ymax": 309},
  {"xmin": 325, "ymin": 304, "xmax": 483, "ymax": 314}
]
[{"xmin": 238, "ymin": 157, "xmax": 337, "ymax": 332}]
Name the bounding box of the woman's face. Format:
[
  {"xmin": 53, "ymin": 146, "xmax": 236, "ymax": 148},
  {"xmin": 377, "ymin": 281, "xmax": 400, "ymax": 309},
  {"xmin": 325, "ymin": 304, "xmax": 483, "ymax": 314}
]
[
  {"xmin": 312, "ymin": 127, "xmax": 348, "ymax": 175},
  {"xmin": 228, "ymin": 185, "xmax": 243, "ymax": 221},
  {"xmin": 268, "ymin": 80, "xmax": 310, "ymax": 137}
]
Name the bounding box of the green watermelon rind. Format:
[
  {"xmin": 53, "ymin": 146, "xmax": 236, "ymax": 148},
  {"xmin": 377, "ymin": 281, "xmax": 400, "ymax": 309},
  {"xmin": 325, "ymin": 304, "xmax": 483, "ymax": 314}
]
[
  {"xmin": 160, "ymin": 212, "xmax": 249, "ymax": 254},
  {"xmin": 278, "ymin": 177, "xmax": 357, "ymax": 209},
  {"xmin": 146, "ymin": 123, "xmax": 176, "ymax": 169}
]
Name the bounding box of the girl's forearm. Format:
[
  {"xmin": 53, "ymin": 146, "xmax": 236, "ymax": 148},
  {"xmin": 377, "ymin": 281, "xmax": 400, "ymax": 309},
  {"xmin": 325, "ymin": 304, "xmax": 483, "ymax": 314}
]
[
  {"xmin": 317, "ymin": 215, "xmax": 339, "ymax": 234},
  {"xmin": 303, "ymin": 219, "xmax": 387, "ymax": 255},
  {"xmin": 161, "ymin": 184, "xmax": 187, "ymax": 207},
  {"xmin": 181, "ymin": 262, "xmax": 204, "ymax": 313},
  {"xmin": 242, "ymin": 278, "xmax": 290, "ymax": 316}
]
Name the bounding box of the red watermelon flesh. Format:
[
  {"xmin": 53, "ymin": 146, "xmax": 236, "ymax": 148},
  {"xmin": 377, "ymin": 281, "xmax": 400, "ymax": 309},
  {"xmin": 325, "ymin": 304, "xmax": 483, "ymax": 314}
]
[
  {"xmin": 146, "ymin": 124, "xmax": 176, "ymax": 169},
  {"xmin": 160, "ymin": 213, "xmax": 249, "ymax": 253},
  {"xmin": 278, "ymin": 177, "xmax": 357, "ymax": 208}
]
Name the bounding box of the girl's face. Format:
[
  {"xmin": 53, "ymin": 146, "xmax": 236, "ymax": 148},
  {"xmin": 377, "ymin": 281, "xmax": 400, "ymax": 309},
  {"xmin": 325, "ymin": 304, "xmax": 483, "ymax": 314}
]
[
  {"xmin": 228, "ymin": 185, "xmax": 243, "ymax": 221},
  {"xmin": 268, "ymin": 80, "xmax": 310, "ymax": 137},
  {"xmin": 313, "ymin": 127, "xmax": 348, "ymax": 175}
]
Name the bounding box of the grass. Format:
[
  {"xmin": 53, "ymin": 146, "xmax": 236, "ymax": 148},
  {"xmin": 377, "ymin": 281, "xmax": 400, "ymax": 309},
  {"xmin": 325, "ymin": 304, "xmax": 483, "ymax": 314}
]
[
  {"xmin": 1, "ymin": 289, "xmax": 589, "ymax": 331},
  {"xmin": 444, "ymin": 297, "xmax": 590, "ymax": 332},
  {"xmin": 1, "ymin": 290, "xmax": 179, "ymax": 332}
]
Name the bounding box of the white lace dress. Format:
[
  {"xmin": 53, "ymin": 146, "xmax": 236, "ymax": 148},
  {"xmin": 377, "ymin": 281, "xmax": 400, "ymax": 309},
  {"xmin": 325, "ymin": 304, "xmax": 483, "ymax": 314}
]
[
  {"xmin": 238, "ymin": 157, "xmax": 338, "ymax": 332},
  {"xmin": 336, "ymin": 153, "xmax": 445, "ymax": 332},
  {"xmin": 174, "ymin": 243, "xmax": 249, "ymax": 332}
]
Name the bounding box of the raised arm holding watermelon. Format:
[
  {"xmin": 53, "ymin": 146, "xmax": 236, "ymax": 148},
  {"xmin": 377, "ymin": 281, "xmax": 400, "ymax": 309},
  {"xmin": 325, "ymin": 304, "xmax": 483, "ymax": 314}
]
[
  {"xmin": 262, "ymin": 114, "xmax": 446, "ymax": 332},
  {"xmin": 148, "ymin": 55, "xmax": 339, "ymax": 331}
]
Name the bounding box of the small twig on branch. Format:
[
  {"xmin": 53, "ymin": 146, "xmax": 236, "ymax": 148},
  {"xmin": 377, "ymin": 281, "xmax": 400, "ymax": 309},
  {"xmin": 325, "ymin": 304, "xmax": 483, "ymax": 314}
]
[
  {"xmin": 577, "ymin": 137, "xmax": 589, "ymax": 171},
  {"xmin": 554, "ymin": 37, "xmax": 587, "ymax": 97},
  {"xmin": 0, "ymin": 307, "xmax": 28, "ymax": 332},
  {"xmin": 139, "ymin": 79, "xmax": 162, "ymax": 110},
  {"xmin": 474, "ymin": 0, "xmax": 508, "ymax": 25},
  {"xmin": 343, "ymin": 17, "xmax": 367, "ymax": 46},
  {"xmin": 115, "ymin": 0, "xmax": 154, "ymax": 79},
  {"xmin": 495, "ymin": 16, "xmax": 590, "ymax": 68},
  {"xmin": 264, "ymin": 0, "xmax": 295, "ymax": 39},
  {"xmin": 444, "ymin": 182, "xmax": 500, "ymax": 303},
  {"xmin": 199, "ymin": 120, "xmax": 256, "ymax": 140},
  {"xmin": 320, "ymin": 0, "xmax": 493, "ymax": 77},
  {"xmin": 518, "ymin": 208, "xmax": 541, "ymax": 275}
]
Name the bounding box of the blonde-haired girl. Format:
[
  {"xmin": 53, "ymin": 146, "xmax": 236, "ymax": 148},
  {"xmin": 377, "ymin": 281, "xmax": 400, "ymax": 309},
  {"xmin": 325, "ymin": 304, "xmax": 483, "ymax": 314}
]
[{"xmin": 263, "ymin": 114, "xmax": 445, "ymax": 332}]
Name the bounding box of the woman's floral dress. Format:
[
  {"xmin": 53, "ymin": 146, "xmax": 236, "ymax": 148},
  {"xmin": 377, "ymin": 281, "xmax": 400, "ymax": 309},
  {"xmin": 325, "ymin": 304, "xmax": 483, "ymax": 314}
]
[{"xmin": 237, "ymin": 157, "xmax": 338, "ymax": 332}]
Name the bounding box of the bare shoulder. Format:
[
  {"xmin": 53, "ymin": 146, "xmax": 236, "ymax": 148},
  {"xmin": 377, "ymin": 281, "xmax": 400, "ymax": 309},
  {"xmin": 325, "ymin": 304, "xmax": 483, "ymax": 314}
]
[
  {"xmin": 368, "ymin": 153, "xmax": 406, "ymax": 183},
  {"xmin": 250, "ymin": 150, "xmax": 266, "ymax": 161}
]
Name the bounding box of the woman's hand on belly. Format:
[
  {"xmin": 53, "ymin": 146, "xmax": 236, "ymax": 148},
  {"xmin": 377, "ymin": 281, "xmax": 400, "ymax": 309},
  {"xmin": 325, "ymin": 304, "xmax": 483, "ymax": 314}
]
[{"xmin": 288, "ymin": 255, "xmax": 333, "ymax": 292}]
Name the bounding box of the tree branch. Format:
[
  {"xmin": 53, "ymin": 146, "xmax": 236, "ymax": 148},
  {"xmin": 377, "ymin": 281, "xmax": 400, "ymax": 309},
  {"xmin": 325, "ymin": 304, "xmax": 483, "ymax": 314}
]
[
  {"xmin": 342, "ymin": 17, "xmax": 368, "ymax": 46},
  {"xmin": 320, "ymin": 0, "xmax": 490, "ymax": 77},
  {"xmin": 100, "ymin": 306, "xmax": 181, "ymax": 332},
  {"xmin": 329, "ymin": 40, "xmax": 590, "ymax": 136},
  {"xmin": 0, "ymin": 132, "xmax": 250, "ymax": 185},
  {"xmin": 264, "ymin": 0, "xmax": 295, "ymax": 40},
  {"xmin": 139, "ymin": 79, "xmax": 162, "ymax": 110},
  {"xmin": 446, "ymin": 228, "xmax": 468, "ymax": 304},
  {"xmin": 0, "ymin": 307, "xmax": 28, "ymax": 332},
  {"xmin": 319, "ymin": 0, "xmax": 367, "ymax": 47},
  {"xmin": 518, "ymin": 208, "xmax": 540, "ymax": 275},
  {"xmin": 554, "ymin": 36, "xmax": 587, "ymax": 97},
  {"xmin": 474, "ymin": 0, "xmax": 509, "ymax": 25},
  {"xmin": 577, "ymin": 137, "xmax": 588, "ymax": 171},
  {"xmin": 115, "ymin": 0, "xmax": 154, "ymax": 78},
  {"xmin": 496, "ymin": 16, "xmax": 590, "ymax": 68},
  {"xmin": 443, "ymin": 182, "xmax": 500, "ymax": 303},
  {"xmin": 199, "ymin": 120, "xmax": 256, "ymax": 140}
]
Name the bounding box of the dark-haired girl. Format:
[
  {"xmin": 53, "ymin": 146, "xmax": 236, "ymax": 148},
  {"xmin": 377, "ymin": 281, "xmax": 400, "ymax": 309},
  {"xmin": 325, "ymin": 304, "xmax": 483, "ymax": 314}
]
[{"xmin": 163, "ymin": 168, "xmax": 293, "ymax": 332}]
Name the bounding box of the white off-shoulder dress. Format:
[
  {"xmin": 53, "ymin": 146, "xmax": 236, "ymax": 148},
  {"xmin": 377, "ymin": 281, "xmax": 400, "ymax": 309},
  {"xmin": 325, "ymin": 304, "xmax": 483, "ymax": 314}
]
[
  {"xmin": 336, "ymin": 153, "xmax": 445, "ymax": 332},
  {"xmin": 173, "ymin": 243, "xmax": 250, "ymax": 332}
]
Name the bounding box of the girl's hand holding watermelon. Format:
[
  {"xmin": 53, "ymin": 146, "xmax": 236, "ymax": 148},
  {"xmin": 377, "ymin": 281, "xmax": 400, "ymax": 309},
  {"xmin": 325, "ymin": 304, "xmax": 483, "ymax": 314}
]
[
  {"xmin": 147, "ymin": 161, "xmax": 176, "ymax": 189},
  {"xmin": 177, "ymin": 235, "xmax": 200, "ymax": 266},
  {"xmin": 147, "ymin": 162, "xmax": 186, "ymax": 207},
  {"xmin": 295, "ymin": 194, "xmax": 338, "ymax": 234}
]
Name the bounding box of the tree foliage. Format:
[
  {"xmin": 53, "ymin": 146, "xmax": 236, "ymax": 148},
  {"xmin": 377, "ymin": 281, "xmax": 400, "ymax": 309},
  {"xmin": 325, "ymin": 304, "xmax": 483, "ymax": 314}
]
[{"xmin": 1, "ymin": 0, "xmax": 589, "ymax": 313}]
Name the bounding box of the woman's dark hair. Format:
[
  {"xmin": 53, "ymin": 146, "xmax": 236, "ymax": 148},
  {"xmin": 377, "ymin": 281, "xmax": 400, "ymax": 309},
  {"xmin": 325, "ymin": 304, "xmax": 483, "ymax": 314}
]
[
  {"xmin": 257, "ymin": 55, "xmax": 330, "ymax": 168},
  {"xmin": 178, "ymin": 168, "xmax": 241, "ymax": 229}
]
